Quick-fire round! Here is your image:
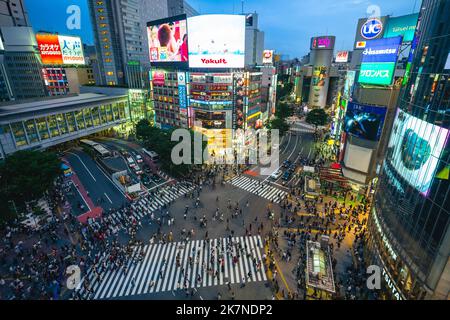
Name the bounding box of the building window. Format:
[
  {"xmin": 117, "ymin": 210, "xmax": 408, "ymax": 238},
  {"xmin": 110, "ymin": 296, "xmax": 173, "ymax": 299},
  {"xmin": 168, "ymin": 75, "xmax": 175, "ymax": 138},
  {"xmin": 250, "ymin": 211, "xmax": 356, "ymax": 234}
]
[
  {"xmin": 25, "ymin": 119, "xmax": 39, "ymax": 144},
  {"xmin": 10, "ymin": 122, "xmax": 27, "ymax": 147},
  {"xmin": 36, "ymin": 117, "xmax": 49, "ymax": 140}
]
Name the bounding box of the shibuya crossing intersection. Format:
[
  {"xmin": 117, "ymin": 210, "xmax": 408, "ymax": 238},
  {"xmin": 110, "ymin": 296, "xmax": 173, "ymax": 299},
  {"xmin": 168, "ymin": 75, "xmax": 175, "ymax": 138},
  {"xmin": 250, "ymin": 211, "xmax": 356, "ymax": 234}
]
[{"xmin": 0, "ymin": 0, "xmax": 449, "ymax": 309}]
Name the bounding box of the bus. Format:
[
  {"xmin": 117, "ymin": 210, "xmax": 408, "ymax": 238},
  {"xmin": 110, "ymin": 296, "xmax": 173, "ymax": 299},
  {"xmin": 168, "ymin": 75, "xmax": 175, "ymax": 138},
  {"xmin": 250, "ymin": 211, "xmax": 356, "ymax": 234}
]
[
  {"xmin": 142, "ymin": 148, "xmax": 159, "ymax": 162},
  {"xmin": 80, "ymin": 139, "xmax": 111, "ymax": 157},
  {"xmin": 80, "ymin": 139, "xmax": 97, "ymax": 147}
]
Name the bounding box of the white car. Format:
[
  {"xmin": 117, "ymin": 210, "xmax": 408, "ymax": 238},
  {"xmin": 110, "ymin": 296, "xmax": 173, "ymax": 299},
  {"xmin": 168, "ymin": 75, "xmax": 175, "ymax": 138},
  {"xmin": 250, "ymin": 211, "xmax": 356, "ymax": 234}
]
[
  {"xmin": 135, "ymin": 154, "xmax": 143, "ymax": 163},
  {"xmin": 127, "ymin": 157, "xmax": 136, "ymax": 168},
  {"xmin": 270, "ymin": 170, "xmax": 283, "ymax": 180}
]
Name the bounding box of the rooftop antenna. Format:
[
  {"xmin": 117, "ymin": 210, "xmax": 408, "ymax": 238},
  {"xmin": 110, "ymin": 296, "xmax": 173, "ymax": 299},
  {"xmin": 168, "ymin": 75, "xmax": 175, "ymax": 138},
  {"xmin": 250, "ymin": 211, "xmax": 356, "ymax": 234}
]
[{"xmin": 241, "ymin": 0, "xmax": 244, "ymax": 14}]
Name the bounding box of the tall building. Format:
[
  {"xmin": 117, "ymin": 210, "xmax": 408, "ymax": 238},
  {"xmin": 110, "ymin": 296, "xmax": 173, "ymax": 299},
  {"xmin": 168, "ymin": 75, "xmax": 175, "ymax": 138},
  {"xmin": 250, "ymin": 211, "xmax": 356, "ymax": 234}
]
[
  {"xmin": 245, "ymin": 13, "xmax": 264, "ymax": 67},
  {"xmin": 308, "ymin": 36, "xmax": 336, "ymax": 109},
  {"xmin": 366, "ymin": 0, "xmax": 450, "ymax": 300},
  {"xmin": 0, "ymin": 0, "xmax": 47, "ymax": 101},
  {"xmin": 87, "ymin": 0, "xmax": 168, "ymax": 87},
  {"xmin": 0, "ymin": 0, "xmax": 29, "ymax": 27},
  {"xmin": 167, "ymin": 0, "xmax": 198, "ymax": 17}
]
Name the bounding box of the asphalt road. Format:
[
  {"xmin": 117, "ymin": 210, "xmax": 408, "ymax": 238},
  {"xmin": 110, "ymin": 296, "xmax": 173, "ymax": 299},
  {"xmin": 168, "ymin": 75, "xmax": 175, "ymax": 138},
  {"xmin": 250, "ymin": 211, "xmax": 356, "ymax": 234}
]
[{"xmin": 65, "ymin": 148, "xmax": 127, "ymax": 210}]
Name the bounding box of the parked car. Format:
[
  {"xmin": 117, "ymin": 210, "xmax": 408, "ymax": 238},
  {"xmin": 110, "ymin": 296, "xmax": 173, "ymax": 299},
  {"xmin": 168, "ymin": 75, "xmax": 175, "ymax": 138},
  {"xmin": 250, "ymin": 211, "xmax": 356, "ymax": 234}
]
[
  {"xmin": 134, "ymin": 153, "xmax": 143, "ymax": 164},
  {"xmin": 127, "ymin": 157, "xmax": 136, "ymax": 169}
]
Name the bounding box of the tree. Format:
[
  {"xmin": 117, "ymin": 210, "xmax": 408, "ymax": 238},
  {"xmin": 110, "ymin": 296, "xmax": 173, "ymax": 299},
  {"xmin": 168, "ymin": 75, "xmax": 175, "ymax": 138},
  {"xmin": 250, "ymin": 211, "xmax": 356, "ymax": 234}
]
[
  {"xmin": 135, "ymin": 120, "xmax": 207, "ymax": 178},
  {"xmin": 0, "ymin": 150, "xmax": 61, "ymax": 221},
  {"xmin": 268, "ymin": 117, "xmax": 290, "ymax": 137},
  {"xmin": 306, "ymin": 109, "xmax": 330, "ymax": 129},
  {"xmin": 275, "ymin": 102, "xmax": 293, "ymax": 120}
]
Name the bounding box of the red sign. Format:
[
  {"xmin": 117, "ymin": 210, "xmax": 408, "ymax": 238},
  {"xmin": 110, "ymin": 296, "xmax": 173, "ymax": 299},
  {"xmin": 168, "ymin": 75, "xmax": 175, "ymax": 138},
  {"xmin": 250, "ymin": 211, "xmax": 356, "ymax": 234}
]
[
  {"xmin": 336, "ymin": 51, "xmax": 349, "ymax": 63},
  {"xmin": 152, "ymin": 71, "xmax": 166, "ymax": 86},
  {"xmin": 36, "ymin": 34, "xmax": 63, "ymax": 65}
]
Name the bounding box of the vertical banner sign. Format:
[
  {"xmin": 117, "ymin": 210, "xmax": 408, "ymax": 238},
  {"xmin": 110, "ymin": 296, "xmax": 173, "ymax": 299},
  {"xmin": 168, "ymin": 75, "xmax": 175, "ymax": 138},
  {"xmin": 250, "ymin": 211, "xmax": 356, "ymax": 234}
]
[
  {"xmin": 233, "ymin": 73, "xmax": 245, "ymax": 129},
  {"xmin": 177, "ymin": 72, "xmax": 188, "ymax": 113}
]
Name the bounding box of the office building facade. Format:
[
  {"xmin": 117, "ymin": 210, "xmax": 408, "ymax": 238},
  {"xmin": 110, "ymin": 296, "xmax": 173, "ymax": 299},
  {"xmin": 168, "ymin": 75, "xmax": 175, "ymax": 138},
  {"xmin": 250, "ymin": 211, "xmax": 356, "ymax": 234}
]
[{"xmin": 87, "ymin": 0, "xmax": 168, "ymax": 87}]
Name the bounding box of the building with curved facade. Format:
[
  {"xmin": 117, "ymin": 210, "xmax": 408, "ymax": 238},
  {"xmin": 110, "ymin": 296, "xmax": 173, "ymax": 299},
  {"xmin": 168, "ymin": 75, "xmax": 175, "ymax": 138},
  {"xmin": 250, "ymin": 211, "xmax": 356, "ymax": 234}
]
[{"xmin": 366, "ymin": 0, "xmax": 450, "ymax": 300}]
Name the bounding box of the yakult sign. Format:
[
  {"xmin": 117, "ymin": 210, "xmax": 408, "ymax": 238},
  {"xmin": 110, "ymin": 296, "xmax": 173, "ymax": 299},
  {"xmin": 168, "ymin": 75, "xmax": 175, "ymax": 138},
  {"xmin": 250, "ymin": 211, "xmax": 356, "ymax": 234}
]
[{"xmin": 188, "ymin": 15, "xmax": 246, "ymax": 69}]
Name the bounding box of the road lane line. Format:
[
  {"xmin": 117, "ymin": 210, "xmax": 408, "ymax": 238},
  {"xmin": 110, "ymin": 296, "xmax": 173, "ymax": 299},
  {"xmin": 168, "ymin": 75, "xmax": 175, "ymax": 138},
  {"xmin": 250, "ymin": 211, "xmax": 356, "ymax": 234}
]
[
  {"xmin": 104, "ymin": 193, "xmax": 113, "ymax": 204},
  {"xmin": 66, "ymin": 152, "xmax": 96, "ymax": 182}
]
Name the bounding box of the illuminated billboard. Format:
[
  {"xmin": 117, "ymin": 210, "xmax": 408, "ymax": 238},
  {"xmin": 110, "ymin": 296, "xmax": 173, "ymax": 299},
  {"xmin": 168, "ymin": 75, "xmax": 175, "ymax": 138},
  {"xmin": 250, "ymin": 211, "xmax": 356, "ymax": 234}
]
[
  {"xmin": 188, "ymin": 15, "xmax": 246, "ymax": 69},
  {"xmin": 362, "ymin": 36, "xmax": 402, "ymax": 63},
  {"xmin": 262, "ymin": 50, "xmax": 274, "ymax": 64},
  {"xmin": 388, "ymin": 110, "xmax": 449, "ymax": 196},
  {"xmin": 359, "ymin": 62, "xmax": 396, "ymax": 85},
  {"xmin": 359, "ymin": 37, "xmax": 402, "ymax": 86},
  {"xmin": 233, "ymin": 73, "xmax": 245, "ymax": 129},
  {"xmin": 147, "ymin": 14, "xmax": 188, "ymax": 67},
  {"xmin": 310, "ymin": 36, "xmax": 335, "ymax": 50},
  {"xmin": 336, "ymin": 51, "xmax": 349, "ymax": 63},
  {"xmin": 36, "ymin": 34, "xmax": 85, "ymax": 65},
  {"xmin": 344, "ymin": 70, "xmax": 356, "ymax": 98},
  {"xmin": 354, "ymin": 16, "xmax": 388, "ymax": 49},
  {"xmin": 384, "ymin": 13, "xmax": 419, "ymax": 43},
  {"xmin": 151, "ymin": 70, "xmax": 166, "ymax": 86},
  {"xmin": 344, "ymin": 102, "xmax": 387, "ymax": 141}
]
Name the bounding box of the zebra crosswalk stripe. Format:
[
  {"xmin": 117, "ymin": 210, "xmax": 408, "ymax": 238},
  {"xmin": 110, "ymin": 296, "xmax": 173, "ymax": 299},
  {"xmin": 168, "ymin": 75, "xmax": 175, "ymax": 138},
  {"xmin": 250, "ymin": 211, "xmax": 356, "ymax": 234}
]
[
  {"xmin": 228, "ymin": 176, "xmax": 287, "ymax": 203},
  {"xmin": 78, "ymin": 236, "xmax": 267, "ymax": 299}
]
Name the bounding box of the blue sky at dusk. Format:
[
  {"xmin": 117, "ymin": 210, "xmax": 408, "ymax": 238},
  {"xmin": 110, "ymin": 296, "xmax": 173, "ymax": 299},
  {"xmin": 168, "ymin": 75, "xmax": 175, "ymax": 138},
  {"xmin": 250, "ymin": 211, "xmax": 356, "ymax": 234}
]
[{"xmin": 25, "ymin": 0, "xmax": 419, "ymax": 58}]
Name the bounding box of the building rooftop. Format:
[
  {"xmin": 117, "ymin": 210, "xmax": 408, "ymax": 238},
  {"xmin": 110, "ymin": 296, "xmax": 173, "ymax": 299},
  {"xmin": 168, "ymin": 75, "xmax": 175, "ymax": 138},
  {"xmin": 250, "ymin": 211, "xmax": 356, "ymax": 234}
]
[{"xmin": 0, "ymin": 93, "xmax": 127, "ymax": 119}]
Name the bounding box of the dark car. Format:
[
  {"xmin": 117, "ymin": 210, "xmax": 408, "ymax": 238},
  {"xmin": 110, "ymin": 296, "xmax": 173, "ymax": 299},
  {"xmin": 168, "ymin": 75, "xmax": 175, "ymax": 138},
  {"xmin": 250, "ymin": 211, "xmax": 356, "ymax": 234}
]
[
  {"xmin": 283, "ymin": 160, "xmax": 292, "ymax": 168},
  {"xmin": 282, "ymin": 171, "xmax": 291, "ymax": 181}
]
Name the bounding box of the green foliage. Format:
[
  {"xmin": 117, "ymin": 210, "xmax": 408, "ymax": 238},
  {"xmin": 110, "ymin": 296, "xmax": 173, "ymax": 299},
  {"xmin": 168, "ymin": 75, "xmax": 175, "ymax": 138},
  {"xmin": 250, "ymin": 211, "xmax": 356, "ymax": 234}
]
[
  {"xmin": 275, "ymin": 102, "xmax": 293, "ymax": 119},
  {"xmin": 268, "ymin": 117, "xmax": 290, "ymax": 137},
  {"xmin": 306, "ymin": 108, "xmax": 330, "ymax": 128},
  {"xmin": 0, "ymin": 150, "xmax": 61, "ymax": 221},
  {"xmin": 135, "ymin": 120, "xmax": 207, "ymax": 177}
]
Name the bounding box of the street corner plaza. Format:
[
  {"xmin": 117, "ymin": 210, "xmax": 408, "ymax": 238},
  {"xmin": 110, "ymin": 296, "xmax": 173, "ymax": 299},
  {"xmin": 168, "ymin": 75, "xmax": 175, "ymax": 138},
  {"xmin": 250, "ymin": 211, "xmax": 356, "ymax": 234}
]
[{"xmin": 78, "ymin": 236, "xmax": 267, "ymax": 300}]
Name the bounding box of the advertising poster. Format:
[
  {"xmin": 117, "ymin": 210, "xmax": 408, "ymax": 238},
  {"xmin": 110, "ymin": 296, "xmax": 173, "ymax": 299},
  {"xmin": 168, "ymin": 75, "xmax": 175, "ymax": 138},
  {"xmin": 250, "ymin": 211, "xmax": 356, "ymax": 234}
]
[
  {"xmin": 388, "ymin": 110, "xmax": 449, "ymax": 195},
  {"xmin": 344, "ymin": 102, "xmax": 387, "ymax": 141},
  {"xmin": 311, "ymin": 36, "xmax": 335, "ymax": 50},
  {"xmin": 36, "ymin": 34, "xmax": 63, "ymax": 65},
  {"xmin": 358, "ymin": 36, "xmax": 402, "ymax": 86},
  {"xmin": 37, "ymin": 34, "xmax": 85, "ymax": 65},
  {"xmin": 151, "ymin": 70, "xmax": 166, "ymax": 86},
  {"xmin": 384, "ymin": 13, "xmax": 419, "ymax": 43},
  {"xmin": 177, "ymin": 72, "xmax": 188, "ymax": 112},
  {"xmin": 148, "ymin": 15, "xmax": 188, "ymax": 64},
  {"xmin": 58, "ymin": 35, "xmax": 85, "ymax": 65},
  {"xmin": 188, "ymin": 15, "xmax": 246, "ymax": 68},
  {"xmin": 359, "ymin": 62, "xmax": 396, "ymax": 86},
  {"xmin": 336, "ymin": 51, "xmax": 349, "ymax": 63},
  {"xmin": 312, "ymin": 66, "xmax": 327, "ymax": 87},
  {"xmin": 361, "ymin": 36, "xmax": 402, "ymax": 64},
  {"xmin": 263, "ymin": 50, "xmax": 274, "ymax": 64},
  {"xmin": 344, "ymin": 70, "xmax": 356, "ymax": 98}
]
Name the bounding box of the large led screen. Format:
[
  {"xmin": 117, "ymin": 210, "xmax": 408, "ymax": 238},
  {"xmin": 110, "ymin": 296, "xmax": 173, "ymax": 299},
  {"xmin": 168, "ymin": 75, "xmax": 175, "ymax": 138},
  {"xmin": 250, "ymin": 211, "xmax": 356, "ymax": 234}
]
[
  {"xmin": 384, "ymin": 13, "xmax": 419, "ymax": 43},
  {"xmin": 388, "ymin": 110, "xmax": 449, "ymax": 195},
  {"xmin": 344, "ymin": 102, "xmax": 387, "ymax": 141},
  {"xmin": 147, "ymin": 15, "xmax": 188, "ymax": 66},
  {"xmin": 188, "ymin": 15, "xmax": 245, "ymax": 69},
  {"xmin": 37, "ymin": 34, "xmax": 85, "ymax": 65}
]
